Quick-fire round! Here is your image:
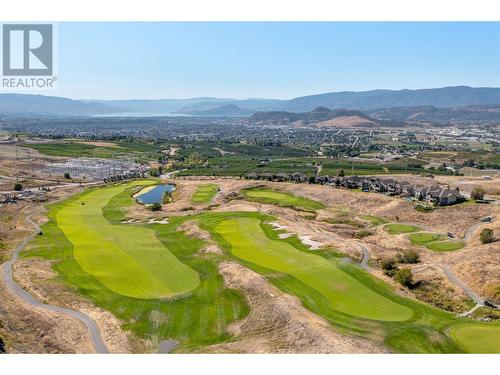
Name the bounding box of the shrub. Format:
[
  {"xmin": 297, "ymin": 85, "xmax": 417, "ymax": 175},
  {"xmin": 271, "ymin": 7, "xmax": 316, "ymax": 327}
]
[
  {"xmin": 414, "ymin": 204, "xmax": 434, "ymax": 213},
  {"xmin": 337, "ymin": 169, "xmax": 345, "ymax": 177},
  {"xmin": 394, "ymin": 268, "xmax": 414, "ymax": 288},
  {"xmin": 471, "ymin": 186, "xmax": 485, "ymax": 200},
  {"xmin": 13, "ymin": 183, "xmax": 22, "ymax": 191},
  {"xmin": 480, "ymin": 228, "xmax": 494, "ymax": 244},
  {"xmin": 150, "ymin": 202, "xmax": 162, "ymax": 211},
  {"xmin": 398, "ymin": 250, "xmax": 420, "ymax": 264},
  {"xmin": 64, "ymin": 172, "xmax": 71, "ymax": 179},
  {"xmin": 380, "ymin": 257, "xmax": 397, "ymax": 276},
  {"xmin": 149, "ymin": 168, "xmax": 160, "ymax": 177},
  {"xmin": 354, "ymin": 230, "xmax": 372, "ymax": 239}
]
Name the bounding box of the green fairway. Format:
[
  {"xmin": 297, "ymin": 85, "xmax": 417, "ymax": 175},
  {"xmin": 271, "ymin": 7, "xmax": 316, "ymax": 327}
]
[
  {"xmin": 191, "ymin": 184, "xmax": 219, "ymax": 204},
  {"xmin": 241, "ymin": 187, "xmax": 325, "ymax": 211},
  {"xmin": 21, "ymin": 181, "xmax": 500, "ymax": 353},
  {"xmin": 23, "ymin": 181, "xmax": 248, "ymax": 349},
  {"xmin": 450, "ymin": 325, "xmax": 500, "ymax": 353},
  {"xmin": 384, "ymin": 223, "xmax": 420, "ymax": 234},
  {"xmin": 215, "ymin": 217, "xmax": 412, "ymax": 321},
  {"xmin": 55, "ymin": 182, "xmax": 200, "ymax": 299},
  {"xmin": 408, "ymin": 232, "xmax": 448, "ymax": 245},
  {"xmin": 426, "ymin": 240, "xmax": 465, "ymax": 252}
]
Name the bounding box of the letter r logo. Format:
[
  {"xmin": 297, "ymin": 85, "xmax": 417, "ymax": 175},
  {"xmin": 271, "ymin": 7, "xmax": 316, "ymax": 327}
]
[{"xmin": 2, "ymin": 24, "xmax": 53, "ymax": 76}]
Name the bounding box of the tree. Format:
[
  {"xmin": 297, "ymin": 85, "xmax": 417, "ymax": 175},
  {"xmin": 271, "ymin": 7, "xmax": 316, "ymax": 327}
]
[
  {"xmin": 337, "ymin": 169, "xmax": 345, "ymax": 177},
  {"xmin": 149, "ymin": 168, "xmax": 160, "ymax": 177},
  {"xmin": 480, "ymin": 228, "xmax": 494, "ymax": 244},
  {"xmin": 380, "ymin": 257, "xmax": 397, "ymax": 276},
  {"xmin": 64, "ymin": 172, "xmax": 71, "ymax": 179},
  {"xmin": 394, "ymin": 268, "xmax": 414, "ymax": 288},
  {"xmin": 398, "ymin": 250, "xmax": 420, "ymax": 264},
  {"xmin": 13, "ymin": 183, "xmax": 22, "ymax": 191},
  {"xmin": 471, "ymin": 186, "xmax": 485, "ymax": 201},
  {"xmin": 150, "ymin": 202, "xmax": 162, "ymax": 211}
]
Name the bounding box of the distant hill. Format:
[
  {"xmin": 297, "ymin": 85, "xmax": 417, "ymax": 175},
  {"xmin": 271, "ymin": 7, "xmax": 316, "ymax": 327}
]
[
  {"xmin": 366, "ymin": 104, "xmax": 500, "ymax": 124},
  {"xmin": 278, "ymin": 86, "xmax": 500, "ymax": 112},
  {"xmin": 248, "ymin": 107, "xmax": 378, "ymax": 127},
  {"xmin": 184, "ymin": 104, "xmax": 254, "ymax": 116},
  {"xmin": 1, "ymin": 86, "xmax": 499, "ymax": 117},
  {"xmin": 0, "ymin": 93, "xmax": 116, "ymax": 116}
]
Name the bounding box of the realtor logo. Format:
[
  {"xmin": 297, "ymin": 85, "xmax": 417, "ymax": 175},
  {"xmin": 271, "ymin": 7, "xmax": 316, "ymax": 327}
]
[{"xmin": 2, "ymin": 24, "xmax": 53, "ymax": 76}]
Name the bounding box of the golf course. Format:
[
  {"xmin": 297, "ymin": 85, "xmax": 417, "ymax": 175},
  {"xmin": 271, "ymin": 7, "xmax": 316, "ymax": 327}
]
[{"xmin": 21, "ymin": 180, "xmax": 500, "ymax": 353}]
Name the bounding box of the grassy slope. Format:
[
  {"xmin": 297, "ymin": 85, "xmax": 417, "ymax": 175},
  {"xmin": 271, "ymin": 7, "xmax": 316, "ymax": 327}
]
[
  {"xmin": 23, "ymin": 181, "xmax": 248, "ymax": 350},
  {"xmin": 241, "ymin": 187, "xmax": 325, "ymax": 212},
  {"xmin": 55, "ymin": 182, "xmax": 200, "ymax": 299},
  {"xmin": 191, "ymin": 184, "xmax": 219, "ymax": 204}
]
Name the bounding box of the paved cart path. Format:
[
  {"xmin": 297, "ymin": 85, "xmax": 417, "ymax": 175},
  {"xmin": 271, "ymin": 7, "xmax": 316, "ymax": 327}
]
[{"xmin": 1, "ymin": 210, "xmax": 109, "ymax": 353}]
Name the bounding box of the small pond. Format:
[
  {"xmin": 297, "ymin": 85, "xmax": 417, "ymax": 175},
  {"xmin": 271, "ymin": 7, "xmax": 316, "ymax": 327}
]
[{"xmin": 134, "ymin": 184, "xmax": 176, "ymax": 205}]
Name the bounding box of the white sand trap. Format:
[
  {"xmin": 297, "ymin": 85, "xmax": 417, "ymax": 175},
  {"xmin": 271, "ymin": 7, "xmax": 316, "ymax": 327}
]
[
  {"xmin": 278, "ymin": 233, "xmax": 294, "ymax": 239},
  {"xmin": 269, "ymin": 222, "xmax": 289, "ymax": 230},
  {"xmin": 298, "ymin": 235, "xmax": 323, "ymax": 250},
  {"xmin": 147, "ymin": 218, "xmax": 169, "ymax": 224},
  {"xmin": 121, "ymin": 219, "xmax": 141, "ymax": 224}
]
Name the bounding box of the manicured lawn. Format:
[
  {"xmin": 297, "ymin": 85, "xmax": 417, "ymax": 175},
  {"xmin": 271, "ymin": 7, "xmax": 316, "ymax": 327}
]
[
  {"xmin": 408, "ymin": 232, "xmax": 448, "ymax": 245},
  {"xmin": 214, "ymin": 217, "xmax": 412, "ymax": 321},
  {"xmin": 384, "ymin": 223, "xmax": 420, "ymax": 234},
  {"xmin": 55, "ymin": 181, "xmax": 200, "ymax": 299},
  {"xmin": 450, "ymin": 325, "xmax": 500, "ymax": 353},
  {"xmin": 241, "ymin": 187, "xmax": 325, "ymax": 212},
  {"xmin": 426, "ymin": 241, "xmax": 465, "ymax": 252},
  {"xmin": 191, "ymin": 184, "xmax": 219, "ymax": 204},
  {"xmin": 23, "ymin": 181, "xmax": 249, "ymax": 349},
  {"xmin": 22, "ymin": 181, "xmax": 500, "ymax": 353}
]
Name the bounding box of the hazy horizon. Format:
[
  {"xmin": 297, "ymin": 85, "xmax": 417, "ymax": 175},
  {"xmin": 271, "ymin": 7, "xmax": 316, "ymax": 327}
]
[{"xmin": 5, "ymin": 22, "xmax": 498, "ymax": 100}]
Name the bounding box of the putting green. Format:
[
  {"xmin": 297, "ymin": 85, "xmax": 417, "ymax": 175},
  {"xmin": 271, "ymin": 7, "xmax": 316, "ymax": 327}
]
[
  {"xmin": 426, "ymin": 240, "xmax": 465, "ymax": 252},
  {"xmin": 408, "ymin": 232, "xmax": 448, "ymax": 245},
  {"xmin": 241, "ymin": 188, "xmax": 325, "ymax": 211},
  {"xmin": 215, "ymin": 217, "xmax": 413, "ymax": 321},
  {"xmin": 451, "ymin": 324, "xmax": 500, "ymax": 353},
  {"xmin": 191, "ymin": 184, "xmax": 218, "ymax": 203},
  {"xmin": 56, "ymin": 182, "xmax": 200, "ymax": 299},
  {"xmin": 384, "ymin": 223, "xmax": 420, "ymax": 234}
]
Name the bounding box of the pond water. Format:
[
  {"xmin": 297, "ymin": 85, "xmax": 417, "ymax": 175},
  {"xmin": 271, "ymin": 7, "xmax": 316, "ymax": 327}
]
[{"xmin": 135, "ymin": 184, "xmax": 176, "ymax": 204}]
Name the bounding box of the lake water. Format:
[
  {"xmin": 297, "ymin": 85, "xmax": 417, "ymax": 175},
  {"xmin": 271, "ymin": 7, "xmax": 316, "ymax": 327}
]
[{"xmin": 135, "ymin": 184, "xmax": 176, "ymax": 204}]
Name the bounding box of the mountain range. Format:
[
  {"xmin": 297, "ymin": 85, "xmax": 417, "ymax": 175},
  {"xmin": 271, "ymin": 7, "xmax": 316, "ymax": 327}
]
[{"xmin": 0, "ymin": 86, "xmax": 499, "ymax": 123}]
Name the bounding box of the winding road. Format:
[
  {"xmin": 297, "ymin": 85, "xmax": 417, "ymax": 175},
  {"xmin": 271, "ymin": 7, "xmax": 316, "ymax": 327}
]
[{"xmin": 1, "ymin": 210, "xmax": 109, "ymax": 353}]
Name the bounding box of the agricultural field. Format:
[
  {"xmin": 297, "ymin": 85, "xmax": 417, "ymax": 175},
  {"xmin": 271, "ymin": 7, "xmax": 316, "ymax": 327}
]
[
  {"xmin": 240, "ymin": 186, "xmax": 325, "ymax": 212},
  {"xmin": 17, "ymin": 179, "xmax": 500, "ymax": 353},
  {"xmin": 191, "ymin": 184, "xmax": 219, "ymax": 204},
  {"xmin": 23, "ymin": 140, "xmax": 160, "ymax": 160}
]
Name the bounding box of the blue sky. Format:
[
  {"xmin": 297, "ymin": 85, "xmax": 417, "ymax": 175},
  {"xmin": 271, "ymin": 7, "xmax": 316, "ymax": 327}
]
[{"xmin": 56, "ymin": 22, "xmax": 499, "ymax": 100}]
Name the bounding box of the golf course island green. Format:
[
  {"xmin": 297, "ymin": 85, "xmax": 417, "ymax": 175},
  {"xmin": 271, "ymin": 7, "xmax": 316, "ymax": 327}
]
[
  {"xmin": 426, "ymin": 240, "xmax": 466, "ymax": 252},
  {"xmin": 191, "ymin": 184, "xmax": 219, "ymax": 204},
  {"xmin": 240, "ymin": 186, "xmax": 325, "ymax": 211},
  {"xmin": 408, "ymin": 232, "xmax": 448, "ymax": 245},
  {"xmin": 21, "ymin": 180, "xmax": 500, "ymax": 353},
  {"xmin": 384, "ymin": 223, "xmax": 420, "ymax": 235}
]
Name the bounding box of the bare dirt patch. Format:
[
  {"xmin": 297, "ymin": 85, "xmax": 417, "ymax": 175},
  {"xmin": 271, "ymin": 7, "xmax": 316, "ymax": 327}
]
[
  {"xmin": 11, "ymin": 257, "xmax": 147, "ymax": 353},
  {"xmin": 200, "ymin": 262, "xmax": 389, "ymax": 353}
]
